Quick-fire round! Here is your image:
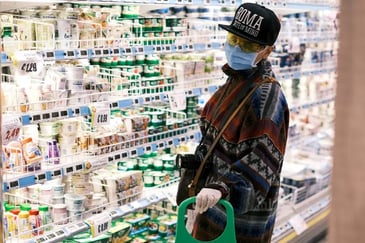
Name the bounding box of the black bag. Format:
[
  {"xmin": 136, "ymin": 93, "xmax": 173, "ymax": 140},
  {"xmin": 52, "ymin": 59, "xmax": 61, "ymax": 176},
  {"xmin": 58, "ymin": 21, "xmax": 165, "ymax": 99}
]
[
  {"xmin": 175, "ymin": 152, "xmax": 212, "ymax": 205},
  {"xmin": 176, "ymin": 168, "xmax": 207, "ymax": 206}
]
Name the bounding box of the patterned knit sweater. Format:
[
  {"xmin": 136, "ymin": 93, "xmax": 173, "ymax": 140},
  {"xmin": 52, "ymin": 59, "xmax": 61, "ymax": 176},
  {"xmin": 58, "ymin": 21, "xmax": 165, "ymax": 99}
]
[{"xmin": 192, "ymin": 61, "xmax": 289, "ymax": 243}]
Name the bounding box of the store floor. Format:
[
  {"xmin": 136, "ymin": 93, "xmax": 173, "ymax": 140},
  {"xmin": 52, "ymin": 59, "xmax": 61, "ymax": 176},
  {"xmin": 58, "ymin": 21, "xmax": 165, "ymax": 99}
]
[
  {"xmin": 316, "ymin": 238, "xmax": 327, "ymax": 243},
  {"xmin": 311, "ymin": 232, "xmax": 328, "ymax": 243}
]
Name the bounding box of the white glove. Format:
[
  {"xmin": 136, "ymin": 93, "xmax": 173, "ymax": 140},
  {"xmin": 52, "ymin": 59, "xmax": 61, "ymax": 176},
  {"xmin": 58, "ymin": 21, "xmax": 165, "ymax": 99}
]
[{"xmin": 195, "ymin": 188, "xmax": 222, "ymax": 214}]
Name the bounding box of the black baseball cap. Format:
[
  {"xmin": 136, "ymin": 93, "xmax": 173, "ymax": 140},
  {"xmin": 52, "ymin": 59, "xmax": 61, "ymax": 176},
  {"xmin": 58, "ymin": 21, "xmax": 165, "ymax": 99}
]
[{"xmin": 219, "ymin": 3, "xmax": 281, "ymax": 46}]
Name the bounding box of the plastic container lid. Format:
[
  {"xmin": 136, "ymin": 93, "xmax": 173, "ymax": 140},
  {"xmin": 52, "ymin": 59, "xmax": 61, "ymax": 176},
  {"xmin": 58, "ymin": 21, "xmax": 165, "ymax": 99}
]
[
  {"xmin": 20, "ymin": 203, "xmax": 32, "ymax": 211},
  {"xmin": 10, "ymin": 209, "xmax": 20, "ymax": 215},
  {"xmin": 29, "ymin": 209, "xmax": 39, "ymax": 215},
  {"xmin": 5, "ymin": 204, "xmax": 15, "ymax": 212},
  {"xmin": 38, "ymin": 205, "xmax": 49, "ymax": 212}
]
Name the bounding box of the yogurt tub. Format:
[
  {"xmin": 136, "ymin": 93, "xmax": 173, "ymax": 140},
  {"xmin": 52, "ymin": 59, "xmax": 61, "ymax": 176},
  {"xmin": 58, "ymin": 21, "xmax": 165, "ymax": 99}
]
[
  {"xmin": 152, "ymin": 171, "xmax": 169, "ymax": 185},
  {"xmin": 153, "ymin": 159, "xmax": 163, "ymax": 171},
  {"xmin": 52, "ymin": 204, "xmax": 68, "ymax": 225},
  {"xmin": 21, "ymin": 124, "xmax": 39, "ymax": 141},
  {"xmin": 72, "ymin": 183, "xmax": 91, "ymax": 195},
  {"xmin": 163, "ymin": 163, "xmax": 176, "ymax": 172},
  {"xmin": 52, "ymin": 195, "xmax": 65, "ymax": 204},
  {"xmin": 71, "ymin": 173, "xmax": 90, "ymax": 183},
  {"xmin": 39, "ymin": 184, "xmax": 53, "ymax": 204},
  {"xmin": 39, "ymin": 121, "xmax": 59, "ymax": 136},
  {"xmin": 64, "ymin": 193, "xmax": 86, "ymax": 210},
  {"xmin": 85, "ymin": 194, "xmax": 103, "ymax": 211},
  {"xmin": 59, "ymin": 143, "xmax": 78, "ymax": 157},
  {"xmin": 161, "ymin": 154, "xmax": 176, "ymax": 166},
  {"xmin": 52, "ymin": 183, "xmax": 65, "ymax": 197},
  {"xmin": 143, "ymin": 171, "xmax": 154, "ymax": 187},
  {"xmin": 58, "ymin": 135, "xmax": 77, "ymax": 146},
  {"xmin": 27, "ymin": 184, "xmax": 41, "ymax": 201},
  {"xmin": 68, "ymin": 207, "xmax": 85, "ymax": 222},
  {"xmin": 65, "ymin": 66, "xmax": 84, "ymax": 80},
  {"xmin": 59, "ymin": 118, "xmax": 80, "ymax": 136}
]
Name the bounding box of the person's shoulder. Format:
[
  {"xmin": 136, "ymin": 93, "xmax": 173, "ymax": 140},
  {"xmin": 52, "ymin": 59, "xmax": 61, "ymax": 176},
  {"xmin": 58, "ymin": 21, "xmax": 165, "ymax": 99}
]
[
  {"xmin": 256, "ymin": 76, "xmax": 283, "ymax": 96},
  {"xmin": 252, "ymin": 78, "xmax": 288, "ymax": 118}
]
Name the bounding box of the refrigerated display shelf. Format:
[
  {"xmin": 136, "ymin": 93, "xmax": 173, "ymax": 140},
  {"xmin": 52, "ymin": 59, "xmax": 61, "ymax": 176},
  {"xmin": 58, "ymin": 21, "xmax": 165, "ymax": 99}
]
[
  {"xmin": 0, "ymin": 37, "xmax": 338, "ymax": 65},
  {"xmin": 21, "ymin": 179, "xmax": 178, "ymax": 243},
  {"xmin": 2, "ymin": 124, "xmax": 201, "ymax": 192},
  {"xmin": 0, "ymin": 64, "xmax": 335, "ymax": 127},
  {"xmin": 0, "ymin": 0, "xmax": 337, "ymax": 14}
]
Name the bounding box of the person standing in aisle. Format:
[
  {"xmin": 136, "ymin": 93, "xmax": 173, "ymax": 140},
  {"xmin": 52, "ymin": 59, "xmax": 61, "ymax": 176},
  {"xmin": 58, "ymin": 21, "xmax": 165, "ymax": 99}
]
[{"xmin": 189, "ymin": 3, "xmax": 289, "ymax": 243}]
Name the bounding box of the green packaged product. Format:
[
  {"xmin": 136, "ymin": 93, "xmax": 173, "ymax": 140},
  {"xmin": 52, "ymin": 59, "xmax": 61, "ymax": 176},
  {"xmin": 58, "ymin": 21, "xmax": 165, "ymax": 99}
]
[
  {"xmin": 107, "ymin": 222, "xmax": 132, "ymax": 243},
  {"xmin": 63, "ymin": 232, "xmax": 111, "ymax": 243},
  {"xmin": 124, "ymin": 213, "xmax": 150, "ymax": 235}
]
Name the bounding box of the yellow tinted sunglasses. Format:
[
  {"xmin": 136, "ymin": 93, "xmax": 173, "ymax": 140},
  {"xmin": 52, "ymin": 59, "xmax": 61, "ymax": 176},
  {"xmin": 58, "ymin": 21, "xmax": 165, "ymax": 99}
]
[{"xmin": 226, "ymin": 32, "xmax": 265, "ymax": 53}]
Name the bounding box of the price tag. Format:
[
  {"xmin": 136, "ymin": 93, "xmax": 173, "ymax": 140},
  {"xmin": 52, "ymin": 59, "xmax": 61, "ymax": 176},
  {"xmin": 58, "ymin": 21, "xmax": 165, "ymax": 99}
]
[
  {"xmin": 90, "ymin": 105, "xmax": 111, "ymax": 127},
  {"xmin": 86, "ymin": 214, "xmax": 112, "ymax": 238},
  {"xmin": 84, "ymin": 159, "xmax": 108, "ymax": 172},
  {"xmin": 12, "ymin": 50, "xmax": 44, "ymax": 76},
  {"xmin": 64, "ymin": 222, "xmax": 88, "ymax": 236},
  {"xmin": 119, "ymin": 204, "xmax": 134, "ymax": 215},
  {"xmin": 109, "ymin": 208, "xmax": 123, "ymax": 219},
  {"xmin": 288, "ymin": 214, "xmax": 308, "ymax": 235},
  {"xmin": 168, "ymin": 92, "xmax": 186, "ymax": 111},
  {"xmin": 2, "ymin": 115, "xmax": 22, "ymax": 144},
  {"xmin": 129, "ymin": 201, "xmax": 142, "ymax": 210}
]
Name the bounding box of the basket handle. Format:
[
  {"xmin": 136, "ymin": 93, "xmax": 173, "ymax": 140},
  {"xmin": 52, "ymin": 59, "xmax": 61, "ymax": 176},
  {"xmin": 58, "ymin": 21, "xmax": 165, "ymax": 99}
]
[{"xmin": 175, "ymin": 197, "xmax": 237, "ymax": 243}]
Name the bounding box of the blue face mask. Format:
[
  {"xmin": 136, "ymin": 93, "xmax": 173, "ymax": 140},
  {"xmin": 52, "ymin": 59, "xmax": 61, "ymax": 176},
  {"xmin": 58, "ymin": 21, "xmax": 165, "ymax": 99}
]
[{"xmin": 224, "ymin": 41, "xmax": 258, "ymax": 70}]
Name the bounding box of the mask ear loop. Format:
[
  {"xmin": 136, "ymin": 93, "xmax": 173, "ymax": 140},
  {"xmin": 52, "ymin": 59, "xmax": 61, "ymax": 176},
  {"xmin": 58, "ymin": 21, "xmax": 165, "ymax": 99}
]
[{"xmin": 254, "ymin": 45, "xmax": 274, "ymax": 65}]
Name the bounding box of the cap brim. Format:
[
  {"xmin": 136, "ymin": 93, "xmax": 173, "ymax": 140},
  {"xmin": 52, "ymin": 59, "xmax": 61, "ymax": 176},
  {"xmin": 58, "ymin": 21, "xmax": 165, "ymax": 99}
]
[{"xmin": 218, "ymin": 24, "xmax": 267, "ymax": 46}]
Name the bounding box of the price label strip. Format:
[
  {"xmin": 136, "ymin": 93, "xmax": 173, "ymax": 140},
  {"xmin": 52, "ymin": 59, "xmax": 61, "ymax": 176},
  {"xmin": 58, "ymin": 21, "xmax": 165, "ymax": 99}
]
[
  {"xmin": 90, "ymin": 104, "xmax": 111, "ymax": 127},
  {"xmin": 12, "ymin": 50, "xmax": 44, "ymax": 76},
  {"xmin": 85, "ymin": 214, "xmax": 112, "ymax": 238},
  {"xmin": 288, "ymin": 214, "xmax": 308, "ymax": 235}
]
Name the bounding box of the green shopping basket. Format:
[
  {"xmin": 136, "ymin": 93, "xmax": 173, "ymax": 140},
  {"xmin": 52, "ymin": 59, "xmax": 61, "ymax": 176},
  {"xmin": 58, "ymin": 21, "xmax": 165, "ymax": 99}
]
[{"xmin": 175, "ymin": 196, "xmax": 237, "ymax": 243}]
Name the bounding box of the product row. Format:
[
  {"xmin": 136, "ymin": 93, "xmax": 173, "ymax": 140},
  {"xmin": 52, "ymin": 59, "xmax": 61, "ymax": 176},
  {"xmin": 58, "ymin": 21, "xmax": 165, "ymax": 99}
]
[{"xmin": 0, "ymin": 3, "xmax": 337, "ymax": 58}]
